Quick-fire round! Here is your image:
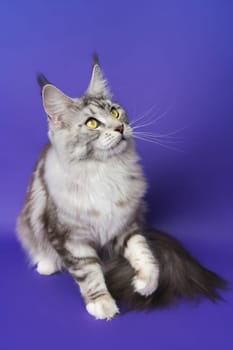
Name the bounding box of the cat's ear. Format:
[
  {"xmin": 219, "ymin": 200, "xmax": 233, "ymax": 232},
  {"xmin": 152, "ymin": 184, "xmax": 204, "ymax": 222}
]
[
  {"xmin": 42, "ymin": 84, "xmax": 74, "ymax": 126},
  {"xmin": 85, "ymin": 55, "xmax": 111, "ymax": 98}
]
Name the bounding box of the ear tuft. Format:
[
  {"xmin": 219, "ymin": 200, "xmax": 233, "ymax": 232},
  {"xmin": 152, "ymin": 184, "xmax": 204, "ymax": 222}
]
[
  {"xmin": 85, "ymin": 55, "xmax": 111, "ymax": 99},
  {"xmin": 37, "ymin": 73, "xmax": 52, "ymax": 95},
  {"xmin": 92, "ymin": 52, "xmax": 99, "ymax": 66}
]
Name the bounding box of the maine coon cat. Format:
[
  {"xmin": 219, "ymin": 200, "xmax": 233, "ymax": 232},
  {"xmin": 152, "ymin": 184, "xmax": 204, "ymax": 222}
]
[{"xmin": 17, "ymin": 56, "xmax": 226, "ymax": 320}]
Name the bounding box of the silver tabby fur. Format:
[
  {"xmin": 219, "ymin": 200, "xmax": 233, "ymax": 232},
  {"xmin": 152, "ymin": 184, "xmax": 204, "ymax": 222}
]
[{"xmin": 17, "ymin": 58, "xmax": 160, "ymax": 320}]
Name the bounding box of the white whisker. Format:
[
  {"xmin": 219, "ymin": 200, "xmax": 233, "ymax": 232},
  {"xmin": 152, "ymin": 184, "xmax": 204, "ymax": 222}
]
[
  {"xmin": 133, "ymin": 134, "xmax": 185, "ymax": 153},
  {"xmin": 144, "ymin": 126, "xmax": 188, "ymax": 138},
  {"xmin": 132, "ymin": 104, "xmax": 174, "ymax": 130},
  {"xmin": 132, "ymin": 131, "xmax": 184, "ymax": 143},
  {"xmin": 130, "ymin": 103, "xmax": 160, "ymax": 127},
  {"xmin": 133, "ymin": 135, "xmax": 182, "ymax": 145}
]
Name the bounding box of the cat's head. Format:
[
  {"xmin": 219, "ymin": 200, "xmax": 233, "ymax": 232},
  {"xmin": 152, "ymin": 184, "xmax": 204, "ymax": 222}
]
[{"xmin": 38, "ymin": 56, "xmax": 133, "ymax": 162}]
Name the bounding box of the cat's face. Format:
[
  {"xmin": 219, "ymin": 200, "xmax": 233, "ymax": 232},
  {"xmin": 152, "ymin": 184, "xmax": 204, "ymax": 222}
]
[{"xmin": 41, "ymin": 62, "xmax": 133, "ymax": 161}]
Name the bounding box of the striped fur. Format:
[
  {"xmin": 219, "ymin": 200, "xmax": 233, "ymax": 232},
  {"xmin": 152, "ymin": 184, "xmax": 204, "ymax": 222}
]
[{"xmin": 17, "ymin": 57, "xmax": 227, "ymax": 320}]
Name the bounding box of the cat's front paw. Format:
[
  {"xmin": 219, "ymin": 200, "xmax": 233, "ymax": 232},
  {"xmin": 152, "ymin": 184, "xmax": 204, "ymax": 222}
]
[
  {"xmin": 133, "ymin": 264, "xmax": 159, "ymax": 297},
  {"xmin": 86, "ymin": 294, "xmax": 119, "ymax": 320}
]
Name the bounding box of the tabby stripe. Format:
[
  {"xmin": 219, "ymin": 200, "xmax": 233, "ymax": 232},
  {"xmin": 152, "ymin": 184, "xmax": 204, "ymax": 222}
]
[
  {"xmin": 77, "ymin": 256, "xmax": 100, "ymax": 265},
  {"xmin": 65, "ymin": 256, "xmax": 100, "ymax": 268},
  {"xmin": 74, "ymin": 274, "xmax": 88, "ymax": 283},
  {"xmin": 88, "ymin": 290, "xmax": 107, "ymax": 301}
]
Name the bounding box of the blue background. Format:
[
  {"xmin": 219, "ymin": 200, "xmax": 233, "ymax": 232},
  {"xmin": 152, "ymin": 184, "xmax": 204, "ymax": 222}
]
[{"xmin": 0, "ymin": 0, "xmax": 232, "ymax": 349}]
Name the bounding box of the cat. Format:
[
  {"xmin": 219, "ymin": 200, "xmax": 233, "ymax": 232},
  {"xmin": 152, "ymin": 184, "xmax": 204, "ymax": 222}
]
[{"xmin": 17, "ymin": 55, "xmax": 226, "ymax": 320}]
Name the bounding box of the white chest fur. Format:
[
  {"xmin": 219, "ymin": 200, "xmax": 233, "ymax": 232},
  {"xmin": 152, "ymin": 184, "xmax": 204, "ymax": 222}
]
[{"xmin": 44, "ymin": 148, "xmax": 146, "ymax": 245}]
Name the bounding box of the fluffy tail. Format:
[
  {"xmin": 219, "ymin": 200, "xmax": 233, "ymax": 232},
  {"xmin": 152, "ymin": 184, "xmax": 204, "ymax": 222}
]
[{"xmin": 103, "ymin": 229, "xmax": 227, "ymax": 310}]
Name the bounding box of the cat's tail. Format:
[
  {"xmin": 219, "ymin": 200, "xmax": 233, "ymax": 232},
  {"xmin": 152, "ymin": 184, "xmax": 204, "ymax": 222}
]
[{"xmin": 103, "ymin": 228, "xmax": 228, "ymax": 310}]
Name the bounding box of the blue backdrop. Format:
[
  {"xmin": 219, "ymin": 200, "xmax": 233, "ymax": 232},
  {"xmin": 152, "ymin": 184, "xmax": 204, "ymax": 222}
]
[{"xmin": 1, "ymin": 1, "xmax": 232, "ymax": 349}]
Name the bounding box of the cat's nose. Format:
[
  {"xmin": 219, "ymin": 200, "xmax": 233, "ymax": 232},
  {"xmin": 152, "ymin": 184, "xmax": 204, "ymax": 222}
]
[{"xmin": 115, "ymin": 124, "xmax": 124, "ymax": 134}]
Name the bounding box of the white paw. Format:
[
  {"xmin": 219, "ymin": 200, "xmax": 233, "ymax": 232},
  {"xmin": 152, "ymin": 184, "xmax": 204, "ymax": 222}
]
[
  {"xmin": 133, "ymin": 265, "xmax": 159, "ymax": 296},
  {"xmin": 86, "ymin": 295, "xmax": 119, "ymax": 320},
  {"xmin": 36, "ymin": 260, "xmax": 59, "ymax": 275}
]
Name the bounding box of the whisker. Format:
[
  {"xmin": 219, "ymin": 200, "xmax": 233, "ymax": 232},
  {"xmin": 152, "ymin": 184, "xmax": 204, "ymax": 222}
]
[
  {"xmin": 132, "ymin": 104, "xmax": 174, "ymax": 130},
  {"xmin": 130, "ymin": 104, "xmax": 157, "ymax": 126},
  {"xmin": 145, "ymin": 126, "xmax": 188, "ymax": 138},
  {"xmin": 133, "ymin": 135, "xmax": 185, "ymax": 153},
  {"xmin": 133, "ymin": 136, "xmax": 182, "ymax": 146},
  {"xmin": 133, "ymin": 135, "xmax": 183, "ymax": 144},
  {"xmin": 133, "ymin": 131, "xmax": 181, "ymax": 138},
  {"xmin": 133, "ymin": 130, "xmax": 184, "ymax": 142},
  {"xmin": 130, "ymin": 103, "xmax": 160, "ymax": 127}
]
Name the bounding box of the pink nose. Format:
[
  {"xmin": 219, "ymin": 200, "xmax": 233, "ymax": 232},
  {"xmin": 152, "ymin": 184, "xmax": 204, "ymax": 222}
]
[{"xmin": 115, "ymin": 124, "xmax": 124, "ymax": 134}]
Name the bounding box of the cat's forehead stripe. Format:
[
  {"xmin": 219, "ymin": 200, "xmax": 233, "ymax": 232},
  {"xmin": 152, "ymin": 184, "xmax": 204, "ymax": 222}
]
[
  {"xmin": 88, "ymin": 107, "xmax": 96, "ymax": 115},
  {"xmin": 83, "ymin": 96, "xmax": 112, "ymax": 110},
  {"xmin": 91, "ymin": 100, "xmax": 111, "ymax": 110}
]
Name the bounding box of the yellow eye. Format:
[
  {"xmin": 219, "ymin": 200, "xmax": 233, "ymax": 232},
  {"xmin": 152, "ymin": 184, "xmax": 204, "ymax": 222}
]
[
  {"xmin": 86, "ymin": 118, "xmax": 98, "ymax": 129},
  {"xmin": 111, "ymin": 107, "xmax": 119, "ymax": 118}
]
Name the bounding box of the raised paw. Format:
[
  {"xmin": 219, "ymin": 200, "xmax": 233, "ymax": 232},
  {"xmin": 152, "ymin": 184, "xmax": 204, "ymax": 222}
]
[
  {"xmin": 86, "ymin": 294, "xmax": 119, "ymax": 320},
  {"xmin": 36, "ymin": 259, "xmax": 59, "ymax": 275},
  {"xmin": 133, "ymin": 264, "xmax": 159, "ymax": 297}
]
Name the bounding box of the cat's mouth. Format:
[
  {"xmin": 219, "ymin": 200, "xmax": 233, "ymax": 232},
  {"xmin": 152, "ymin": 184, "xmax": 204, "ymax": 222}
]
[
  {"xmin": 109, "ymin": 137, "xmax": 128, "ymax": 154},
  {"xmin": 115, "ymin": 135, "xmax": 126, "ymax": 146},
  {"xmin": 111, "ymin": 134, "xmax": 128, "ymax": 148},
  {"xmin": 94, "ymin": 135, "xmax": 128, "ymax": 157}
]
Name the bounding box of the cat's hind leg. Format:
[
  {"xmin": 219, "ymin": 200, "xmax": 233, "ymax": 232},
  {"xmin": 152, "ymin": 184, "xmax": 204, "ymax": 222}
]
[
  {"xmin": 17, "ymin": 213, "xmax": 62, "ymax": 275},
  {"xmin": 36, "ymin": 248, "xmax": 62, "ymax": 275},
  {"xmin": 16, "ymin": 146, "xmax": 62, "ymax": 275}
]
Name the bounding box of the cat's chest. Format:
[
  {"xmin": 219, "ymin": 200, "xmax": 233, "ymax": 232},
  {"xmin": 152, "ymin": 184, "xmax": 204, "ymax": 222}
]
[
  {"xmin": 45, "ymin": 153, "xmax": 145, "ymax": 241},
  {"xmin": 56, "ymin": 171, "xmax": 131, "ymax": 216}
]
